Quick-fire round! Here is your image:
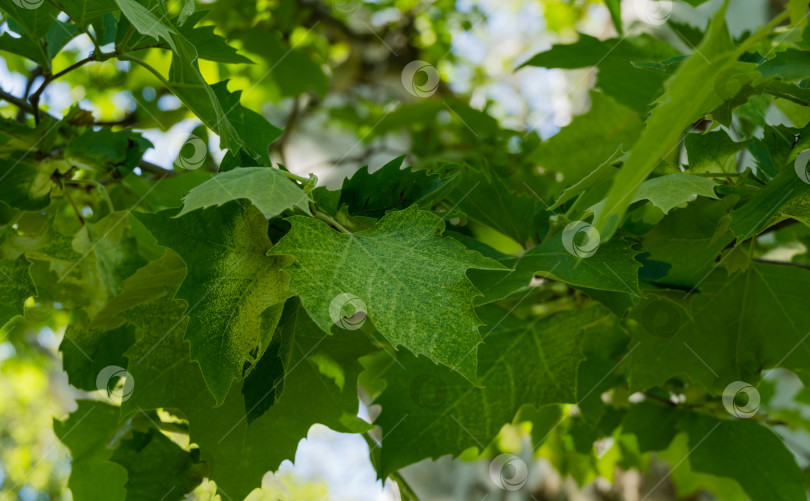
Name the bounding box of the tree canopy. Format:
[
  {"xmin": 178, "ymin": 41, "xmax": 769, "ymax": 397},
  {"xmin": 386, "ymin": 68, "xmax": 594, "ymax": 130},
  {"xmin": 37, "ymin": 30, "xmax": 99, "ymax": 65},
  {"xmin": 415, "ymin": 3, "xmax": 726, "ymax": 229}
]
[{"xmin": 3, "ymin": 0, "xmax": 810, "ymax": 499}]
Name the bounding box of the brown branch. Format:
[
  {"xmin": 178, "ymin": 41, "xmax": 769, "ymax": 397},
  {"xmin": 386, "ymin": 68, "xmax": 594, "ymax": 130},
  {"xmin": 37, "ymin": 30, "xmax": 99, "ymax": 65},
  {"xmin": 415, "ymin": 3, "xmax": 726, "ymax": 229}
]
[{"xmin": 29, "ymin": 55, "xmax": 96, "ymax": 123}]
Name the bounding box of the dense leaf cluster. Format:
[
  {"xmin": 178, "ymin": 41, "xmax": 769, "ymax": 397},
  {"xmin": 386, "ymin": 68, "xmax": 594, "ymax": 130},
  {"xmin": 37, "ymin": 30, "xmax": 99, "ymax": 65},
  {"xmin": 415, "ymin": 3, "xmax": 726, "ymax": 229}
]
[{"xmin": 3, "ymin": 0, "xmax": 810, "ymax": 499}]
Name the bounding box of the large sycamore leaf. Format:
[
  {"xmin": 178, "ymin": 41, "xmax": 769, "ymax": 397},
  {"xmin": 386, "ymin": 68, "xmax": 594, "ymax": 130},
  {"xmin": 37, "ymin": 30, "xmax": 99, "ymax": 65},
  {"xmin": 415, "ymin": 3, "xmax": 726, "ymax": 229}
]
[
  {"xmin": 124, "ymin": 297, "xmax": 372, "ymax": 499},
  {"xmin": 177, "ymin": 167, "xmax": 310, "ymax": 219},
  {"xmin": 372, "ymin": 304, "xmax": 611, "ymax": 475},
  {"xmin": 679, "ymin": 413, "xmax": 805, "ymax": 501},
  {"xmin": 269, "ymin": 206, "xmax": 505, "ymax": 382},
  {"xmin": 134, "ymin": 202, "xmax": 291, "ymax": 402},
  {"xmin": 594, "ymin": 3, "xmax": 741, "ymax": 239},
  {"xmin": 470, "ymin": 234, "xmax": 641, "ymax": 304},
  {"xmin": 628, "ymin": 262, "xmax": 810, "ymax": 392}
]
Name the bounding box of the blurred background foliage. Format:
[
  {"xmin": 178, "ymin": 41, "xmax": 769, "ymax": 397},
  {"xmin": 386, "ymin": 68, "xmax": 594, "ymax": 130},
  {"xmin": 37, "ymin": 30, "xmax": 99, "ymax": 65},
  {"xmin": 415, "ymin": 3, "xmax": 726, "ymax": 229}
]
[{"xmin": 3, "ymin": 0, "xmax": 810, "ymax": 499}]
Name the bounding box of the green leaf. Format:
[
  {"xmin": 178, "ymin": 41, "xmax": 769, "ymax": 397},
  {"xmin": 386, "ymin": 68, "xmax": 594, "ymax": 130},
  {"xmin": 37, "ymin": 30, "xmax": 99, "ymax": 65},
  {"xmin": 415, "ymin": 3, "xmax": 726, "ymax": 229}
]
[
  {"xmin": 54, "ymin": 401, "xmax": 128, "ymax": 501},
  {"xmin": 91, "ymin": 249, "xmax": 187, "ymax": 330},
  {"xmin": 530, "ymin": 92, "xmax": 643, "ymax": 187},
  {"xmin": 594, "ymin": 3, "xmax": 740, "ymax": 239},
  {"xmin": 240, "ymin": 26, "xmax": 328, "ymax": 97},
  {"xmin": 134, "ymin": 203, "xmax": 291, "ymax": 402},
  {"xmin": 758, "ymin": 48, "xmax": 810, "ymax": 81},
  {"xmin": 471, "ymin": 234, "xmax": 641, "ymax": 305},
  {"xmin": 685, "ymin": 130, "xmax": 751, "ymax": 173},
  {"xmin": 111, "ymin": 427, "xmax": 206, "ymax": 501},
  {"xmin": 269, "ymin": 206, "xmax": 505, "ymax": 382},
  {"xmin": 603, "ymin": 0, "xmax": 622, "ymax": 35},
  {"xmin": 679, "ymin": 413, "xmax": 805, "ymax": 501},
  {"xmin": 65, "ymin": 128, "xmax": 152, "ymax": 173},
  {"xmin": 445, "ymin": 164, "xmax": 544, "ymax": 245},
  {"xmin": 0, "ymin": 227, "xmax": 37, "ymax": 327},
  {"xmin": 0, "ymin": 155, "xmax": 60, "ymax": 211},
  {"xmin": 124, "ymin": 296, "xmax": 372, "ymax": 499},
  {"xmin": 639, "ymin": 198, "xmax": 733, "ymax": 287},
  {"xmin": 178, "ymin": 11, "xmax": 252, "ymax": 63},
  {"xmin": 628, "ymin": 262, "xmax": 810, "ymax": 392},
  {"xmin": 56, "ymin": 0, "xmax": 120, "ymax": 32},
  {"xmin": 336, "ymin": 156, "xmax": 455, "ymax": 218},
  {"xmin": 61, "ymin": 319, "xmax": 135, "ymax": 391},
  {"xmin": 591, "ymin": 173, "xmax": 718, "ymax": 218},
  {"xmin": 373, "ymin": 304, "xmax": 610, "ymax": 475},
  {"xmin": 520, "ymin": 34, "xmax": 680, "ymax": 113},
  {"xmin": 0, "ymin": 0, "xmax": 58, "ymax": 39},
  {"xmin": 177, "ymin": 167, "xmax": 309, "ymax": 220},
  {"xmin": 731, "ymin": 178, "xmax": 810, "ymax": 240},
  {"xmin": 114, "ymin": 0, "xmax": 242, "ymax": 152},
  {"xmin": 622, "ymin": 401, "xmax": 683, "ymax": 452},
  {"xmin": 211, "ymin": 82, "xmax": 281, "ymax": 164}
]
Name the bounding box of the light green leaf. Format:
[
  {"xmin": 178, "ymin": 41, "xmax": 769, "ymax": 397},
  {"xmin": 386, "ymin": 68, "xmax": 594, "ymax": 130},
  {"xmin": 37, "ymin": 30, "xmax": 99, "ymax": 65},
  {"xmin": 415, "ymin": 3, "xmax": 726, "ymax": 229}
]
[
  {"xmin": 269, "ymin": 206, "xmax": 505, "ymax": 382},
  {"xmin": 178, "ymin": 167, "xmax": 309, "ymax": 220},
  {"xmin": 594, "ymin": 3, "xmax": 740, "ymax": 239},
  {"xmin": 592, "ymin": 173, "xmax": 718, "ymax": 218}
]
